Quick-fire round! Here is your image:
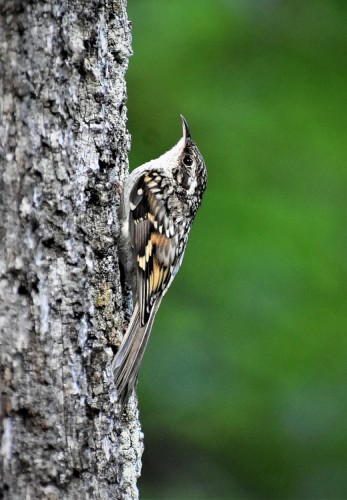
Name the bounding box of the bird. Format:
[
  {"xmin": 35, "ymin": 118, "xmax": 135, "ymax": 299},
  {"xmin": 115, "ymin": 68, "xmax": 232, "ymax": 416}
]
[{"xmin": 112, "ymin": 115, "xmax": 207, "ymax": 407}]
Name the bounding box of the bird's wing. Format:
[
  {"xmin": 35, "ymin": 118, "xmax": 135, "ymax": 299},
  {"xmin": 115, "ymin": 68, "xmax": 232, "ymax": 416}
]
[{"xmin": 129, "ymin": 170, "xmax": 180, "ymax": 325}]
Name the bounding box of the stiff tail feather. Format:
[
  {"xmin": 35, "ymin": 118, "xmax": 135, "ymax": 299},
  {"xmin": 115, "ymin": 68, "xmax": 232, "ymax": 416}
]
[{"xmin": 111, "ymin": 300, "xmax": 161, "ymax": 408}]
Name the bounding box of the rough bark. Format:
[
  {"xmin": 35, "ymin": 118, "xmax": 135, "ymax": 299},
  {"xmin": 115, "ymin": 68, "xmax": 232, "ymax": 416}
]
[{"xmin": 0, "ymin": 1, "xmax": 143, "ymax": 498}]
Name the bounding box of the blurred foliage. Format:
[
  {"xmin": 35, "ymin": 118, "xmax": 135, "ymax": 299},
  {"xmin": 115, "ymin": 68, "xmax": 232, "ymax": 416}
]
[{"xmin": 126, "ymin": 0, "xmax": 346, "ymax": 498}]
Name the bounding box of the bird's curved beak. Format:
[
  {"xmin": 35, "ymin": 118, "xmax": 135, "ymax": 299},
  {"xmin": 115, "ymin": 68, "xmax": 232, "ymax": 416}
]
[{"xmin": 180, "ymin": 114, "xmax": 191, "ymax": 143}]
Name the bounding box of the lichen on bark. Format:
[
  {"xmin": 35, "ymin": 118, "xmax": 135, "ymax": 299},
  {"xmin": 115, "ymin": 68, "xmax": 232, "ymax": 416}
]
[{"xmin": 0, "ymin": 1, "xmax": 143, "ymax": 498}]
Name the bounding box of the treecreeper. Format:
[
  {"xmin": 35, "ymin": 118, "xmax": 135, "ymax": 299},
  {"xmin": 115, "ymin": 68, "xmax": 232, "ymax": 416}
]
[{"xmin": 112, "ymin": 115, "xmax": 207, "ymax": 407}]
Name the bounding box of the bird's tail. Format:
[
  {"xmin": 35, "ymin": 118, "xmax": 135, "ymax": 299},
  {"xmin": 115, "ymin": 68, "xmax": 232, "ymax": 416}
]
[{"xmin": 111, "ymin": 301, "xmax": 160, "ymax": 408}]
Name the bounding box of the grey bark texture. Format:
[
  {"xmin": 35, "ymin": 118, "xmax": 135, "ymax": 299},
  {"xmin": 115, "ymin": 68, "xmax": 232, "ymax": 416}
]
[{"xmin": 0, "ymin": 1, "xmax": 143, "ymax": 498}]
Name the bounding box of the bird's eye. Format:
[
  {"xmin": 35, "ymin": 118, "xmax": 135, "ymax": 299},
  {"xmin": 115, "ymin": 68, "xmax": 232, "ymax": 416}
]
[{"xmin": 183, "ymin": 155, "xmax": 193, "ymax": 166}]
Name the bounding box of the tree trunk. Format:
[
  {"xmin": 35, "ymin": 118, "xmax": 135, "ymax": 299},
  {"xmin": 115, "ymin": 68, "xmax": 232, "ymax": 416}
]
[{"xmin": 0, "ymin": 1, "xmax": 143, "ymax": 498}]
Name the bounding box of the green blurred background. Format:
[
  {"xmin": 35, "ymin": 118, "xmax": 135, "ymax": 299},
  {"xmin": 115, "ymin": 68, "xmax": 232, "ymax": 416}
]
[{"xmin": 126, "ymin": 0, "xmax": 346, "ymax": 498}]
